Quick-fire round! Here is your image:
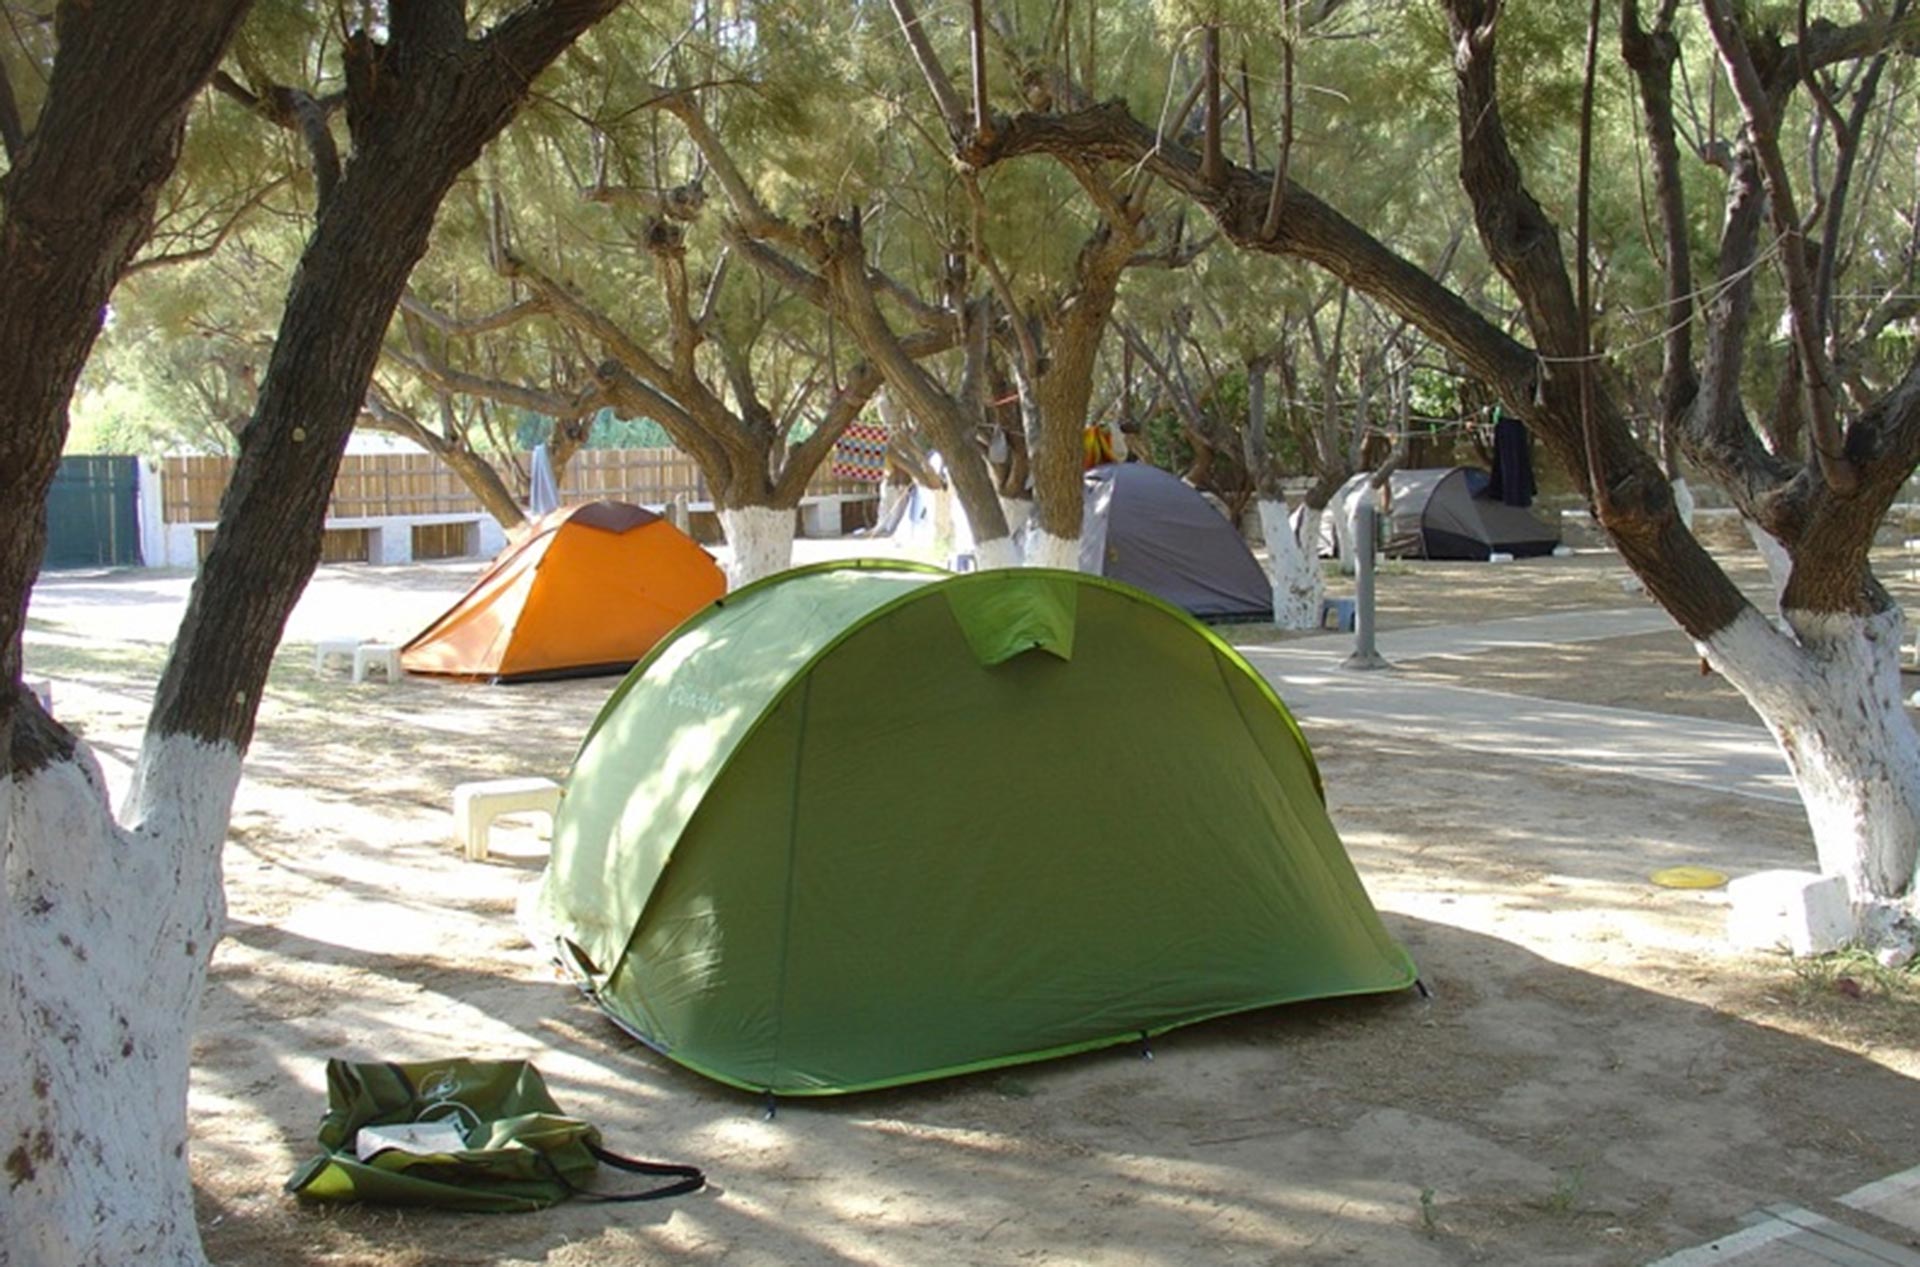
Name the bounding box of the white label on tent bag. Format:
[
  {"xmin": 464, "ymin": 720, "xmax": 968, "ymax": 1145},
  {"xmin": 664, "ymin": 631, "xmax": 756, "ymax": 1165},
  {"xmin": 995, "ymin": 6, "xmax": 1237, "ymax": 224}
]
[{"xmin": 354, "ymin": 1120, "xmax": 470, "ymax": 1160}]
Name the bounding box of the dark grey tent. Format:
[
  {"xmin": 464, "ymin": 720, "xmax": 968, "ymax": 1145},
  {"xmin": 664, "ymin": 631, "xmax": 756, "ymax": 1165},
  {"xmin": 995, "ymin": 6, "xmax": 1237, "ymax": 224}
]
[
  {"xmin": 1080, "ymin": 463, "xmax": 1272, "ymax": 621},
  {"xmin": 1329, "ymin": 468, "xmax": 1560, "ymax": 561}
]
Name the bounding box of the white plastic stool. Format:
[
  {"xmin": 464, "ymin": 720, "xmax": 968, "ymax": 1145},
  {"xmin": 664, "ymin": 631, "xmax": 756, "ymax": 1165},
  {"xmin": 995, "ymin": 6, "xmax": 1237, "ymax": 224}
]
[
  {"xmin": 315, "ymin": 638, "xmax": 362, "ymax": 672},
  {"xmin": 352, "ymin": 643, "xmax": 401, "ymax": 684},
  {"xmin": 452, "ymin": 777, "xmax": 562, "ymax": 861}
]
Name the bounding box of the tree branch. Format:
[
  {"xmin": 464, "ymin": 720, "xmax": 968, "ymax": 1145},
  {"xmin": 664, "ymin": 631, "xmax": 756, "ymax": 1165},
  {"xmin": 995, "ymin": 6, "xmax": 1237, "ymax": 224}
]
[
  {"xmin": 384, "ymin": 344, "xmax": 603, "ymax": 420},
  {"xmin": 1622, "ymin": 0, "xmax": 1697, "ymax": 475},
  {"xmin": 1704, "ymin": 0, "xmax": 1858, "ymax": 494},
  {"xmin": 582, "ymin": 178, "xmax": 707, "ymax": 220},
  {"xmin": 887, "ymin": 0, "xmax": 973, "ymax": 145},
  {"xmin": 126, "ymin": 175, "xmax": 292, "ymax": 276},
  {"xmin": 0, "ymin": 51, "xmax": 24, "ymax": 163},
  {"xmin": 398, "ymin": 289, "xmax": 551, "ymax": 338},
  {"xmin": 211, "ymin": 72, "xmax": 344, "ymax": 211}
]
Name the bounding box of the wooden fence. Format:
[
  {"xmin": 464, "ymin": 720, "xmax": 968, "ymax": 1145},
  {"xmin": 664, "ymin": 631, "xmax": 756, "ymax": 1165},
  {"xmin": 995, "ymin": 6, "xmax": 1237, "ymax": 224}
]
[{"xmin": 160, "ymin": 448, "xmax": 874, "ymax": 524}]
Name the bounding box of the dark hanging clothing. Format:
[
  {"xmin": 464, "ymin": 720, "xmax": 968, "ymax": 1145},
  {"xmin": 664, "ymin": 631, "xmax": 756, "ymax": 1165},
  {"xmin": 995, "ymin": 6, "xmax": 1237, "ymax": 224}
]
[{"xmin": 1486, "ymin": 411, "xmax": 1536, "ymax": 508}]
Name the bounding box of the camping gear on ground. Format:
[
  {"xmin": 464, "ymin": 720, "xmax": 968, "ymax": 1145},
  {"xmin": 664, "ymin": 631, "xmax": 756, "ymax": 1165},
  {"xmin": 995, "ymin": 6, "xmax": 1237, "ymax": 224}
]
[
  {"xmin": 401, "ymin": 500, "xmax": 725, "ymax": 683},
  {"xmin": 1078, "ymin": 462, "xmax": 1272, "ymax": 621},
  {"xmin": 1324, "ymin": 467, "xmax": 1560, "ymax": 561},
  {"xmin": 533, "ymin": 561, "xmax": 1416, "ymax": 1097},
  {"xmin": 1651, "ymin": 866, "xmax": 1729, "ymax": 889},
  {"xmin": 286, "ymin": 1058, "xmax": 704, "ymax": 1212}
]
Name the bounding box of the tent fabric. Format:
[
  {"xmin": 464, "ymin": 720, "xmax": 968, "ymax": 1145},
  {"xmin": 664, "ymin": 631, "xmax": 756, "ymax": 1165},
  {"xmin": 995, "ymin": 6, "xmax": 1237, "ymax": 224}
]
[
  {"xmin": 536, "ymin": 561, "xmax": 1415, "ymax": 1097},
  {"xmin": 1328, "ymin": 468, "xmax": 1559, "ymax": 561},
  {"xmin": 401, "ymin": 500, "xmax": 724, "ymax": 683},
  {"xmin": 1079, "ymin": 463, "xmax": 1272, "ymax": 621}
]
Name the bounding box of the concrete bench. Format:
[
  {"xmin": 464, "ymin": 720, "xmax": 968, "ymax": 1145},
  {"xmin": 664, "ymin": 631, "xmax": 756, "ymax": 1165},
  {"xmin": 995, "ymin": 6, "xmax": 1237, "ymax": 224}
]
[
  {"xmin": 453, "ymin": 776, "xmax": 562, "ymax": 862},
  {"xmin": 352, "ymin": 642, "xmax": 402, "ymax": 684}
]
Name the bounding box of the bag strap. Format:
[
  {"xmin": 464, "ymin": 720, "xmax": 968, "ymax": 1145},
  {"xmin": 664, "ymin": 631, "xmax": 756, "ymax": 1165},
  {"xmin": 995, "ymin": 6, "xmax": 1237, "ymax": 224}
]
[{"xmin": 538, "ymin": 1144, "xmax": 704, "ymax": 1203}]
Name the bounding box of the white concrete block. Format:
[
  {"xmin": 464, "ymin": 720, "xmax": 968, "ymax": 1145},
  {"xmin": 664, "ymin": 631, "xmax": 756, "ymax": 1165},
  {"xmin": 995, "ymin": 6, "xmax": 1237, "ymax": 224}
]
[
  {"xmin": 1488, "ymin": 552, "xmax": 1514, "ymax": 563},
  {"xmin": 1727, "ymin": 869, "xmax": 1854, "ymax": 956}
]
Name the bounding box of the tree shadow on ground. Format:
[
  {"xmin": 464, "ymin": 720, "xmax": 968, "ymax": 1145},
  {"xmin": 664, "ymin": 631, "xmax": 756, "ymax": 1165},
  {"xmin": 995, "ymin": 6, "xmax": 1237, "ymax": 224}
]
[{"xmin": 191, "ymin": 914, "xmax": 1920, "ymax": 1267}]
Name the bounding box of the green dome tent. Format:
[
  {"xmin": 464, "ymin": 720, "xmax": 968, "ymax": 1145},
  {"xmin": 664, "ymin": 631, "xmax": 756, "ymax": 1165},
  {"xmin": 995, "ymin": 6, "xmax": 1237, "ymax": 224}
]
[{"xmin": 534, "ymin": 562, "xmax": 1415, "ymax": 1096}]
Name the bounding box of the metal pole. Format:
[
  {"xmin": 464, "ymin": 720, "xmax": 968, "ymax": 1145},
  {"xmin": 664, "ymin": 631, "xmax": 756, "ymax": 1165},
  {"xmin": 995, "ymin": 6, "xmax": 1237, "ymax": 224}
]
[{"xmin": 1343, "ymin": 502, "xmax": 1390, "ymax": 671}]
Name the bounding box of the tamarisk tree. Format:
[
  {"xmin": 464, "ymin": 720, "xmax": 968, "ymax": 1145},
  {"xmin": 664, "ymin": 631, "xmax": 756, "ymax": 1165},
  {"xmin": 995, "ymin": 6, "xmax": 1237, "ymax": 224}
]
[
  {"xmin": 1, "ymin": 2, "xmax": 617, "ymax": 1261},
  {"xmin": 966, "ymin": 0, "xmax": 1920, "ymax": 918}
]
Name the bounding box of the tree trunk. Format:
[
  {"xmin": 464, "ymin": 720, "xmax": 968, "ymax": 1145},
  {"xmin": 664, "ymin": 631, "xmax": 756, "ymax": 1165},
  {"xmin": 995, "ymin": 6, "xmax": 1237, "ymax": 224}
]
[
  {"xmin": 359, "ymin": 408, "xmax": 528, "ymax": 533},
  {"xmin": 1261, "ymin": 499, "xmax": 1323, "ymax": 628},
  {"xmin": 719, "ymin": 504, "xmax": 797, "ymax": 589},
  {"xmin": 1, "ymin": 4, "xmax": 252, "ymax": 1264},
  {"xmin": 5, "ymin": 732, "xmax": 240, "ymax": 1267},
  {"xmin": 3, "ymin": 5, "xmax": 616, "ymax": 1261},
  {"xmin": 968, "ymin": 14, "xmax": 1920, "ymax": 912},
  {"xmin": 1705, "ymin": 607, "xmax": 1920, "ymax": 905},
  {"xmin": 1027, "ymin": 320, "xmax": 1098, "ymax": 570},
  {"xmin": 999, "ymin": 495, "xmax": 1035, "ymax": 543},
  {"xmin": 1670, "ymin": 475, "xmax": 1696, "ymax": 533},
  {"xmin": 1246, "ymin": 358, "xmax": 1319, "ymax": 627}
]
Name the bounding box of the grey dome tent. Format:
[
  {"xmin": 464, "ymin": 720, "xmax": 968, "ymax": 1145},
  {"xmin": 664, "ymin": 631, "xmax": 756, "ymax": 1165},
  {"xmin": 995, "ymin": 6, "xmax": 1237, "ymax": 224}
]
[
  {"xmin": 1079, "ymin": 462, "xmax": 1272, "ymax": 621},
  {"xmin": 534, "ymin": 561, "xmax": 1416, "ymax": 1096},
  {"xmin": 1328, "ymin": 467, "xmax": 1559, "ymax": 561}
]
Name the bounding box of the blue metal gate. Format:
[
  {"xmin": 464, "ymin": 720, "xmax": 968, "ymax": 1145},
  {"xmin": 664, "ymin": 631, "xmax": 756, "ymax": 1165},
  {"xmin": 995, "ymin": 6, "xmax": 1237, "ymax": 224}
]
[{"xmin": 44, "ymin": 456, "xmax": 142, "ymax": 569}]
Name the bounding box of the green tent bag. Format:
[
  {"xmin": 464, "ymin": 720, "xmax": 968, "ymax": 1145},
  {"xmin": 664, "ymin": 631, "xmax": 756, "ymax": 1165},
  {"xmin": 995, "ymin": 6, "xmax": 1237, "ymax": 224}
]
[{"xmin": 285, "ymin": 1058, "xmax": 703, "ymax": 1213}]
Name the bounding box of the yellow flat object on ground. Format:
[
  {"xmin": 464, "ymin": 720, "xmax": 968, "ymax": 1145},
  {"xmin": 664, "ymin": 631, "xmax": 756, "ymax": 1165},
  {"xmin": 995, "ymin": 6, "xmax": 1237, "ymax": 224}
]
[{"xmin": 1651, "ymin": 866, "xmax": 1729, "ymax": 889}]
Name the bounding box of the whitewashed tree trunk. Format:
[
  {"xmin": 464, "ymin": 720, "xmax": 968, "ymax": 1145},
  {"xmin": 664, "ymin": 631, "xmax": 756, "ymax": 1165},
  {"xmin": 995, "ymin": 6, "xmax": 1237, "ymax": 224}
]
[
  {"xmin": 999, "ymin": 496, "xmax": 1033, "ymax": 543},
  {"xmin": 973, "ymin": 536, "xmax": 1021, "ymax": 570},
  {"xmin": 1745, "ymin": 518, "xmax": 1794, "ymax": 604},
  {"xmin": 1298, "ymin": 506, "xmax": 1326, "ymax": 569},
  {"xmin": 1671, "ymin": 476, "xmax": 1696, "ymax": 533},
  {"xmin": 875, "ymin": 480, "xmax": 910, "ymax": 534},
  {"xmin": 933, "ymin": 485, "xmax": 958, "ymax": 556},
  {"xmin": 1260, "ymin": 498, "xmax": 1323, "ymax": 629},
  {"xmin": 1024, "ymin": 530, "xmax": 1082, "ymax": 571},
  {"xmin": 719, "ymin": 504, "xmax": 796, "ymax": 589},
  {"xmin": 1703, "ymin": 607, "xmax": 1920, "ymax": 913},
  {"xmin": 2, "ymin": 734, "xmax": 241, "ymax": 1267}
]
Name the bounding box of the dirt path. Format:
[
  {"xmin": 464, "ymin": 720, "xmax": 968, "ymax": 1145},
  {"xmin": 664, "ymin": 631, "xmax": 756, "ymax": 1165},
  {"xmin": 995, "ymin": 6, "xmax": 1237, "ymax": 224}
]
[{"xmin": 22, "ymin": 543, "xmax": 1920, "ymax": 1266}]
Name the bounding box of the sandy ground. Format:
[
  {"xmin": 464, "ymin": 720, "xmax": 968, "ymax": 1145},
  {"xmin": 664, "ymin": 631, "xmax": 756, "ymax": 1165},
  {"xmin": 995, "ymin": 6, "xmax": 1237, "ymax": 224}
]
[{"xmin": 21, "ymin": 537, "xmax": 1920, "ymax": 1266}]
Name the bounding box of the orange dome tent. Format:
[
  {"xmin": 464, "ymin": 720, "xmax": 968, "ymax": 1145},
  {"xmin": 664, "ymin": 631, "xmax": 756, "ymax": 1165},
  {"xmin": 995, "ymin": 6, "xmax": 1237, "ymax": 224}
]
[{"xmin": 401, "ymin": 501, "xmax": 725, "ymax": 683}]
